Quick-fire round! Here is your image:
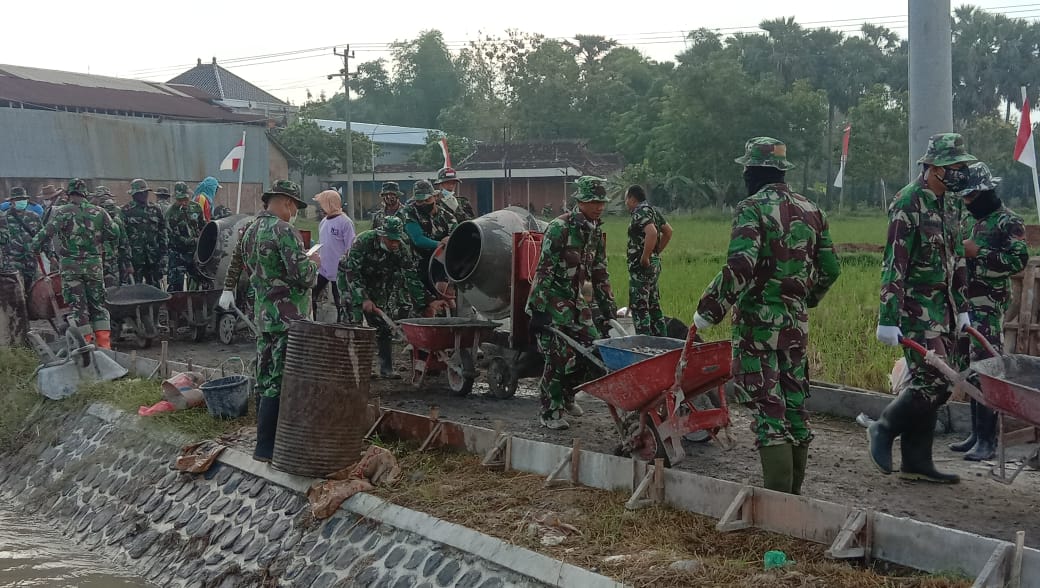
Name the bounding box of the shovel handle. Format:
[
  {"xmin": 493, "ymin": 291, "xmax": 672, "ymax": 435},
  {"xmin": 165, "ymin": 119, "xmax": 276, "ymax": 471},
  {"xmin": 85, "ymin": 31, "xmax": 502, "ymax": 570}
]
[
  {"xmin": 898, "ymin": 335, "xmax": 985, "ymax": 405},
  {"xmin": 545, "ymin": 326, "xmax": 608, "ymax": 372},
  {"xmin": 964, "ymin": 325, "xmax": 999, "ymax": 359}
]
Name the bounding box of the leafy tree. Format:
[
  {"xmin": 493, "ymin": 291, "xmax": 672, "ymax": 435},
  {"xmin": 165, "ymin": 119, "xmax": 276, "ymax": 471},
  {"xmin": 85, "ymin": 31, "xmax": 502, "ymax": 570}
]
[
  {"xmin": 409, "ymin": 132, "xmax": 479, "ymax": 168},
  {"xmin": 273, "ymin": 120, "xmax": 376, "ymax": 176}
]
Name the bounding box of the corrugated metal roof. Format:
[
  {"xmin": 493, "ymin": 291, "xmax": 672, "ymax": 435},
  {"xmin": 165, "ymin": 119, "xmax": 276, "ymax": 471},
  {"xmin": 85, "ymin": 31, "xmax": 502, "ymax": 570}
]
[
  {"xmin": 311, "ymin": 119, "xmax": 435, "ymax": 146},
  {"xmin": 168, "ymin": 59, "xmax": 287, "ymax": 106},
  {"xmin": 0, "ymin": 64, "xmax": 262, "ymax": 123}
]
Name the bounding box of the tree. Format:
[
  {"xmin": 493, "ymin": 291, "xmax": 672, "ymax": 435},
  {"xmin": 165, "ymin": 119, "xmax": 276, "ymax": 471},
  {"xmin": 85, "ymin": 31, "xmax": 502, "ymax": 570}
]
[
  {"xmin": 390, "ymin": 30, "xmax": 465, "ymax": 128},
  {"xmin": 409, "ymin": 132, "xmax": 479, "ymax": 168},
  {"xmin": 273, "ymin": 120, "xmax": 377, "ymax": 177},
  {"xmin": 844, "ymin": 85, "xmax": 908, "ymax": 209}
]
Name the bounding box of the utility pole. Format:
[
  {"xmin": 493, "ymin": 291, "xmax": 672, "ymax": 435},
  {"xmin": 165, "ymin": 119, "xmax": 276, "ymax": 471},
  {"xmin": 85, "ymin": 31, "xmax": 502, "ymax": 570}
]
[
  {"xmin": 907, "ymin": 0, "xmax": 952, "ymax": 181},
  {"xmin": 330, "ymin": 46, "xmax": 356, "ymax": 219}
]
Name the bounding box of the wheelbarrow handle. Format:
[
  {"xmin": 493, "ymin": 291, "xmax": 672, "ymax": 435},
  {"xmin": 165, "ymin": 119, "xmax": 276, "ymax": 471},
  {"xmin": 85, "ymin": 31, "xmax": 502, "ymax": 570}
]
[
  {"xmin": 964, "ymin": 325, "xmax": 999, "ymax": 359},
  {"xmin": 898, "ymin": 334, "xmax": 986, "ymax": 404},
  {"xmin": 376, "ymin": 309, "xmax": 406, "ymax": 338},
  {"xmin": 545, "ymin": 326, "xmax": 608, "ymax": 373}
]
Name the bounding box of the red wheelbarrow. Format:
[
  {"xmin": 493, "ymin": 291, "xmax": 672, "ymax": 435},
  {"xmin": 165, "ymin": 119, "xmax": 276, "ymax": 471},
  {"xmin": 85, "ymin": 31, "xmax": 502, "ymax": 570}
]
[
  {"xmin": 397, "ymin": 317, "xmax": 501, "ymax": 396},
  {"xmin": 902, "ymin": 327, "xmax": 1040, "ymax": 484},
  {"xmin": 578, "ymin": 328, "xmax": 732, "ymax": 467}
]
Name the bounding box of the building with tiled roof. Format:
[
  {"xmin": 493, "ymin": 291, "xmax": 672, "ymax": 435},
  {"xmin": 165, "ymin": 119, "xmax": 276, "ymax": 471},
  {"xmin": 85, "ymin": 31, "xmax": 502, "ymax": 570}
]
[{"xmin": 169, "ymin": 58, "xmax": 297, "ymax": 123}]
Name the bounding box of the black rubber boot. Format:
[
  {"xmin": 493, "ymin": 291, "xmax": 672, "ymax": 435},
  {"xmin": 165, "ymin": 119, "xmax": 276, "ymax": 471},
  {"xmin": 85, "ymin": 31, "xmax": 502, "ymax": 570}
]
[
  {"xmin": 378, "ymin": 338, "xmax": 400, "ymax": 379},
  {"xmin": 253, "ymin": 395, "xmax": 280, "ymax": 463},
  {"xmin": 791, "ymin": 444, "xmax": 809, "ymax": 495},
  {"xmin": 867, "ymin": 389, "xmax": 916, "ymax": 475},
  {"xmin": 899, "ymin": 408, "xmax": 960, "ymax": 484},
  {"xmin": 948, "ymin": 399, "xmax": 978, "ymax": 452},
  {"xmin": 965, "ymin": 404, "xmax": 997, "ymax": 462},
  {"xmin": 758, "ymin": 444, "xmax": 794, "ymax": 493}
]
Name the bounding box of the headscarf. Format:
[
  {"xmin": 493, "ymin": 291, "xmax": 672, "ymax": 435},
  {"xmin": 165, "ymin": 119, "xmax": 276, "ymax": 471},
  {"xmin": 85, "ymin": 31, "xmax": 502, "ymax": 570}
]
[
  {"xmin": 314, "ymin": 190, "xmax": 343, "ymax": 217},
  {"xmin": 194, "ymin": 176, "xmax": 219, "ymax": 204}
]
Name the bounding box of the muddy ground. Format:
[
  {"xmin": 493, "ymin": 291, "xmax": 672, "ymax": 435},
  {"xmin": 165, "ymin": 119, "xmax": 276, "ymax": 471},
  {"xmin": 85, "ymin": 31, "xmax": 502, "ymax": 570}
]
[{"xmin": 127, "ymin": 330, "xmax": 1040, "ymax": 550}]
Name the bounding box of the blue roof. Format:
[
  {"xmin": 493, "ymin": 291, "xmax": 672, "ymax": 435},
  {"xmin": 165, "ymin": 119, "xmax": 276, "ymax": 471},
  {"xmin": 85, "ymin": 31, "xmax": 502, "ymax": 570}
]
[{"xmin": 311, "ymin": 119, "xmax": 436, "ymax": 146}]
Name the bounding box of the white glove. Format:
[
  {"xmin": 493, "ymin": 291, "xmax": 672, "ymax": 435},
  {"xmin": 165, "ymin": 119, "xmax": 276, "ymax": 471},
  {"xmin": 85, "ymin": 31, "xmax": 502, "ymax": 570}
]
[
  {"xmin": 957, "ymin": 312, "xmax": 971, "ymax": 332},
  {"xmin": 693, "ymin": 312, "xmax": 713, "ymax": 330},
  {"xmin": 218, "ymin": 290, "xmax": 236, "ymax": 310},
  {"xmin": 876, "ymin": 324, "xmax": 903, "ymax": 347}
]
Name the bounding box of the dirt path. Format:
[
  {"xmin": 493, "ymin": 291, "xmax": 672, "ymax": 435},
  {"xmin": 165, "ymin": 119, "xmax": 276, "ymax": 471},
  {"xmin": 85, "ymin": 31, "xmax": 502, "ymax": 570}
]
[{"xmin": 134, "ymin": 337, "xmax": 1040, "ymax": 549}]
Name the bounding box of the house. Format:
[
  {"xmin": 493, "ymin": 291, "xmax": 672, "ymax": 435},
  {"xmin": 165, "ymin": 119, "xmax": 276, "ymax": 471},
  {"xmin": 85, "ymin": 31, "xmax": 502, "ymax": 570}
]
[
  {"xmin": 310, "ymin": 120, "xmax": 434, "ymax": 167},
  {"xmin": 0, "ymin": 63, "xmax": 289, "ymax": 214},
  {"xmin": 168, "ymin": 58, "xmax": 297, "ymax": 125}
]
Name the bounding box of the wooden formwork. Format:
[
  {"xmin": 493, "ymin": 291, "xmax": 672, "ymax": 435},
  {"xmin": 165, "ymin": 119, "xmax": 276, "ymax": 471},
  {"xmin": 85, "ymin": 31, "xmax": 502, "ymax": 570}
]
[{"xmin": 1004, "ymin": 257, "xmax": 1040, "ymax": 356}]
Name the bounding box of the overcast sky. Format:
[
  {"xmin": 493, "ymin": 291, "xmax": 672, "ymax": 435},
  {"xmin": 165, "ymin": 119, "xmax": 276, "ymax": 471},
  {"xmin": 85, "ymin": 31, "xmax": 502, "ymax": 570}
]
[{"xmin": 5, "ymin": 0, "xmax": 1036, "ymax": 107}]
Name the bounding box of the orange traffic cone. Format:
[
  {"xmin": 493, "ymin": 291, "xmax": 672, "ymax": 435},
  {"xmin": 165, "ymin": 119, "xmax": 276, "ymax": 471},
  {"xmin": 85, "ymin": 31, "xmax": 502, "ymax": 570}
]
[{"xmin": 95, "ymin": 330, "xmax": 112, "ymax": 350}]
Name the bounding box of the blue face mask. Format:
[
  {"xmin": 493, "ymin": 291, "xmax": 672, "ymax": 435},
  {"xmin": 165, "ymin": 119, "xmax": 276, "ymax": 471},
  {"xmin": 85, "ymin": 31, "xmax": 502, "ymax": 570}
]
[{"xmin": 14, "ymin": 200, "xmax": 28, "ymax": 211}]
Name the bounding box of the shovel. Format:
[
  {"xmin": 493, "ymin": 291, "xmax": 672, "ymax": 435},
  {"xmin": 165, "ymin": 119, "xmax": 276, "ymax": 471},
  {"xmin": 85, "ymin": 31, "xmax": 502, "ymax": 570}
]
[{"xmin": 545, "ymin": 326, "xmax": 608, "ymax": 373}]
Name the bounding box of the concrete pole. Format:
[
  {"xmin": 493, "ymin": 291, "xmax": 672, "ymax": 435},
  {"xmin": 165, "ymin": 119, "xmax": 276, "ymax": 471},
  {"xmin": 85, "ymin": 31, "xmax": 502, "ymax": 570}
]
[{"xmin": 908, "ymin": 0, "xmax": 953, "ymax": 182}]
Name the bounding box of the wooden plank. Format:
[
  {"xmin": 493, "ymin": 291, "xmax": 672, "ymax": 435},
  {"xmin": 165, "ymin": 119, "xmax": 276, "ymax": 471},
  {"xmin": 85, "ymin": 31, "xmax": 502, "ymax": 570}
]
[
  {"xmin": 715, "ymin": 486, "xmax": 753, "ymax": 532},
  {"xmin": 1012, "ymin": 531, "xmax": 1026, "ymax": 588},
  {"xmin": 826, "ymin": 509, "xmax": 867, "ymax": 559},
  {"xmin": 972, "ymin": 544, "xmax": 1012, "ymax": 588}
]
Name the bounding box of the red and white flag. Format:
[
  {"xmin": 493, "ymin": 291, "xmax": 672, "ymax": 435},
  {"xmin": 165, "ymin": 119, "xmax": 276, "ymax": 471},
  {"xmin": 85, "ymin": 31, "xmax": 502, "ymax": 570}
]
[
  {"xmin": 1015, "ymin": 92, "xmax": 1036, "ymax": 169},
  {"xmin": 439, "ymin": 137, "xmax": 452, "ymax": 168},
  {"xmin": 220, "ymin": 137, "xmax": 245, "ymax": 172},
  {"xmin": 833, "ymin": 124, "xmax": 851, "ymax": 188}
]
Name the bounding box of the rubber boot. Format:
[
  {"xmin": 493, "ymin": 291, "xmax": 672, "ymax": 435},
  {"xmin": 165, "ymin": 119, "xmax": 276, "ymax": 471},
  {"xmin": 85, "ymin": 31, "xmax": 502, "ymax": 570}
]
[
  {"xmin": 791, "ymin": 444, "xmax": 809, "ymax": 495},
  {"xmin": 965, "ymin": 404, "xmax": 997, "ymax": 462},
  {"xmin": 948, "ymin": 399, "xmax": 978, "ymax": 452},
  {"xmin": 899, "ymin": 408, "xmax": 960, "ymax": 484},
  {"xmin": 758, "ymin": 443, "xmax": 794, "ymax": 493},
  {"xmin": 867, "ymin": 389, "xmax": 916, "ymax": 475},
  {"xmin": 253, "ymin": 395, "xmax": 280, "ymax": 463},
  {"xmin": 94, "ymin": 330, "xmax": 112, "ymax": 350},
  {"xmin": 378, "ymin": 338, "xmax": 400, "ymax": 379}
]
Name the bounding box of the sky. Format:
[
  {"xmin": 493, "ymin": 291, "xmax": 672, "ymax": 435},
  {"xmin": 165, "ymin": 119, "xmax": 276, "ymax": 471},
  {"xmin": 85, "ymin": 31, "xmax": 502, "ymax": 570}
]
[{"xmin": 4, "ymin": 0, "xmax": 1038, "ymax": 107}]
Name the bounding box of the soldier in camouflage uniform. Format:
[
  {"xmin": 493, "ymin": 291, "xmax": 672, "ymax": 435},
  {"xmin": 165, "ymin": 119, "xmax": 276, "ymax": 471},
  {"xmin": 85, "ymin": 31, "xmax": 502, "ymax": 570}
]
[
  {"xmin": 154, "ymin": 187, "xmax": 172, "ymax": 216},
  {"xmin": 239, "ymin": 180, "xmax": 318, "ymax": 462},
  {"xmin": 870, "ymin": 133, "xmax": 977, "ymax": 484},
  {"xmin": 946, "ymin": 162, "xmax": 1029, "ymax": 461},
  {"xmin": 371, "ymin": 182, "xmax": 405, "ymax": 231},
  {"xmin": 541, "ymin": 204, "xmax": 554, "ymax": 220},
  {"xmin": 3, "ymin": 187, "xmax": 52, "ymax": 287},
  {"xmin": 165, "ymin": 184, "xmax": 207, "ymax": 292},
  {"xmin": 339, "ymin": 216, "xmax": 446, "ymax": 377},
  {"xmin": 93, "ymin": 187, "xmax": 134, "ymax": 289},
  {"xmin": 121, "ymin": 179, "xmax": 168, "ymax": 287},
  {"xmin": 527, "ymin": 176, "xmax": 617, "ymax": 430},
  {"xmin": 0, "ymin": 211, "xmax": 8, "ymax": 271},
  {"xmin": 433, "ymin": 167, "xmax": 475, "ymax": 221},
  {"xmin": 693, "ymin": 138, "xmax": 840, "ymax": 495},
  {"xmin": 403, "ymin": 180, "xmax": 457, "ymax": 295},
  {"xmin": 31, "ymin": 179, "xmax": 117, "ymax": 348},
  {"xmin": 625, "ymin": 185, "xmax": 673, "ymax": 336}
]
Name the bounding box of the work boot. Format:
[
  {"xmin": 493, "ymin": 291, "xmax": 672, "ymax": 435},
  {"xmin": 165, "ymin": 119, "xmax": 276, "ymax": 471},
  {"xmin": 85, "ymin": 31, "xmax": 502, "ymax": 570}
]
[
  {"xmin": 378, "ymin": 338, "xmax": 400, "ymax": 379},
  {"xmin": 94, "ymin": 330, "xmax": 112, "ymax": 350},
  {"xmin": 965, "ymin": 404, "xmax": 998, "ymax": 462},
  {"xmin": 899, "ymin": 408, "xmax": 960, "ymax": 484},
  {"xmin": 867, "ymin": 389, "xmax": 916, "ymax": 475},
  {"xmin": 758, "ymin": 443, "xmax": 794, "ymax": 493},
  {"xmin": 563, "ymin": 400, "xmax": 584, "ymax": 417},
  {"xmin": 253, "ymin": 395, "xmax": 281, "ymax": 463},
  {"xmin": 791, "ymin": 444, "xmax": 809, "ymax": 495},
  {"xmin": 948, "ymin": 399, "xmax": 978, "ymax": 452}
]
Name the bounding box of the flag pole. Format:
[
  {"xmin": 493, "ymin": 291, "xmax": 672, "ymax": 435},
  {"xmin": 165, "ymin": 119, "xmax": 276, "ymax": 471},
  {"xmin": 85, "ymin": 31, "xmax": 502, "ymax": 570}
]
[{"xmin": 236, "ymin": 130, "xmax": 245, "ymax": 214}]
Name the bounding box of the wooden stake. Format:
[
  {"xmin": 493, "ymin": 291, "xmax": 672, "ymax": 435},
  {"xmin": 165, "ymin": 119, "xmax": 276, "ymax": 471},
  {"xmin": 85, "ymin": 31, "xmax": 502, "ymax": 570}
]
[
  {"xmin": 570, "ymin": 439, "xmax": 582, "ymax": 484},
  {"xmin": 653, "ymin": 457, "xmax": 665, "ymax": 503},
  {"xmin": 129, "ymin": 351, "xmax": 137, "ymax": 377},
  {"xmin": 716, "ymin": 486, "xmax": 754, "ymax": 532},
  {"xmin": 504, "ymin": 436, "xmax": 513, "ymax": 472},
  {"xmin": 973, "ymin": 544, "xmax": 1012, "ymax": 588},
  {"xmin": 481, "ymin": 434, "xmax": 509, "ymax": 468},
  {"xmin": 1011, "ymin": 531, "xmax": 1025, "ymax": 588},
  {"xmin": 159, "ymin": 340, "xmax": 169, "ymax": 379},
  {"xmin": 827, "ymin": 509, "xmax": 867, "ymax": 559}
]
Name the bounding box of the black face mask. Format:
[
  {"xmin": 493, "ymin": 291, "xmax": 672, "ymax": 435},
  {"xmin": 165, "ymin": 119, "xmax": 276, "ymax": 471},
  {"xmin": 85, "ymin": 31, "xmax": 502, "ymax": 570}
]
[
  {"xmin": 742, "ymin": 167, "xmax": 786, "ymax": 196},
  {"xmin": 940, "ymin": 167, "xmax": 970, "ymax": 193},
  {"xmin": 966, "ymin": 190, "xmax": 1001, "ymax": 219}
]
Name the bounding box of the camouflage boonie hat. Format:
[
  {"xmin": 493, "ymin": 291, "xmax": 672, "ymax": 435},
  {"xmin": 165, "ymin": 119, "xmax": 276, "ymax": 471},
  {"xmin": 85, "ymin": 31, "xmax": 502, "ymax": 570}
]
[
  {"xmin": 380, "ymin": 181, "xmax": 403, "ymax": 195},
  {"xmin": 376, "ymin": 216, "xmax": 405, "ymax": 241},
  {"xmin": 67, "ymin": 178, "xmax": 88, "ymax": 196},
  {"xmin": 433, "ymin": 167, "xmax": 461, "ymax": 186},
  {"xmin": 94, "ymin": 186, "xmax": 112, "ymax": 198},
  {"xmin": 734, "ymin": 137, "xmax": 796, "ymax": 170},
  {"xmin": 173, "ymin": 181, "xmax": 190, "ymax": 198},
  {"xmin": 958, "ymin": 161, "xmax": 1001, "ymax": 195},
  {"xmin": 573, "ymin": 176, "xmax": 610, "ymax": 202},
  {"xmin": 412, "ymin": 179, "xmax": 436, "ymax": 201},
  {"xmin": 9, "ymin": 187, "xmax": 27, "ymax": 199},
  {"xmin": 917, "ymin": 132, "xmax": 977, "ymax": 167},
  {"xmin": 155, "ymin": 187, "xmax": 171, "ymax": 198},
  {"xmin": 262, "ymin": 179, "xmax": 307, "ymax": 208},
  {"xmin": 128, "ymin": 178, "xmax": 151, "ymax": 194}
]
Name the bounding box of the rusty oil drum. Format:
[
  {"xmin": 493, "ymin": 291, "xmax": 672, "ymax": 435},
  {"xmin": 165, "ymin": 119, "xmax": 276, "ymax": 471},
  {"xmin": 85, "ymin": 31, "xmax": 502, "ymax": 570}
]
[{"xmin": 272, "ymin": 320, "xmax": 376, "ymax": 477}]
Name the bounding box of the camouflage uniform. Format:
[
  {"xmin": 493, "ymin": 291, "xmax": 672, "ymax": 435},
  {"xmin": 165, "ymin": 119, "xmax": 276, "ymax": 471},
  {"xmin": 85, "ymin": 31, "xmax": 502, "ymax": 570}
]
[
  {"xmin": 155, "ymin": 187, "xmax": 172, "ymax": 217},
  {"xmin": 433, "ymin": 167, "xmax": 475, "ymax": 221},
  {"xmin": 239, "ymin": 181, "xmax": 317, "ymax": 400},
  {"xmin": 121, "ymin": 179, "xmax": 168, "ymax": 287},
  {"xmin": 31, "ymin": 179, "xmax": 117, "ymax": 332},
  {"xmin": 526, "ymin": 176, "xmax": 617, "ymax": 422},
  {"xmin": 626, "ymin": 202, "xmax": 668, "ymax": 336},
  {"xmin": 94, "ymin": 188, "xmax": 133, "ymax": 289},
  {"xmin": 165, "ymin": 195, "xmax": 206, "ymax": 291},
  {"xmin": 0, "ymin": 211, "xmax": 9, "ymax": 272},
  {"xmin": 3, "ymin": 188, "xmax": 50, "ymax": 286},
  {"xmin": 371, "ymin": 182, "xmax": 406, "ymax": 232},
  {"xmin": 541, "ymin": 204, "xmax": 554, "ymax": 220},
  {"xmin": 696, "ymin": 138, "xmax": 840, "ymax": 451},
  {"xmin": 403, "ymin": 180, "xmax": 457, "ymax": 295}
]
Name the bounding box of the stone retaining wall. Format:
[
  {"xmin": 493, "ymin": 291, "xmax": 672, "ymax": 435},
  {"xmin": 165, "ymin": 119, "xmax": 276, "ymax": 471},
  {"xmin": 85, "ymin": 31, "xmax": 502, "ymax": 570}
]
[{"xmin": 0, "ymin": 405, "xmax": 604, "ymax": 587}]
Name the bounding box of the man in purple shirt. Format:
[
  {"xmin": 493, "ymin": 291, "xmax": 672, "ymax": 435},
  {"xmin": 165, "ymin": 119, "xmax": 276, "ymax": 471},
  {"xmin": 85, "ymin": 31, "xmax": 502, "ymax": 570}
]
[{"xmin": 313, "ymin": 190, "xmax": 355, "ymax": 320}]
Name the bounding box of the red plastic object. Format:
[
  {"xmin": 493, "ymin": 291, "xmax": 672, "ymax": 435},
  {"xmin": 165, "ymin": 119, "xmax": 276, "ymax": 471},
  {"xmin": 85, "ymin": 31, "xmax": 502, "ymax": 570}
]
[
  {"xmin": 27, "ymin": 273, "xmax": 67, "ymax": 320},
  {"xmin": 138, "ymin": 400, "xmax": 176, "ymax": 416}
]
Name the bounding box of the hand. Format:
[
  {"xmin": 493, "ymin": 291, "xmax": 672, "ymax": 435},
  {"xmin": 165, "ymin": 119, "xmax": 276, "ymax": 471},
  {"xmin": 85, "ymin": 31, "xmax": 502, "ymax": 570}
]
[
  {"xmin": 428, "ymin": 300, "xmax": 449, "ymax": 314},
  {"xmin": 529, "ymin": 311, "xmax": 551, "ymax": 334},
  {"xmin": 640, "ymin": 256, "xmax": 651, "ymax": 268},
  {"xmin": 957, "ymin": 312, "xmax": 971, "ymax": 332},
  {"xmin": 876, "ymin": 324, "xmax": 903, "ymax": 347},
  {"xmin": 692, "ymin": 312, "xmax": 712, "ymax": 331},
  {"xmin": 362, "ymin": 300, "xmax": 379, "ymax": 314},
  {"xmin": 217, "ymin": 290, "xmax": 236, "ymax": 310},
  {"xmin": 308, "ymin": 251, "xmax": 321, "ymax": 264},
  {"xmin": 962, "ymin": 239, "xmax": 980, "ymax": 258}
]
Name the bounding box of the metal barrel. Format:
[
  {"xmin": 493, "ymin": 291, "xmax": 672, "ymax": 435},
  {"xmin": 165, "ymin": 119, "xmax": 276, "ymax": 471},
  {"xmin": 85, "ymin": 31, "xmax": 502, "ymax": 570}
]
[
  {"xmin": 194, "ymin": 214, "xmax": 252, "ymax": 285},
  {"xmin": 0, "ymin": 272, "xmax": 29, "ymax": 347},
  {"xmin": 272, "ymin": 320, "xmax": 376, "ymax": 477}
]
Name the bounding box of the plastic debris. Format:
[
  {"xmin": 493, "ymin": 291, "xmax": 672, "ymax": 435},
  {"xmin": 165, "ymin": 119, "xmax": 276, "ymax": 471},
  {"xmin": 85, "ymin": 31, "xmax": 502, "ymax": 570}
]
[{"xmin": 763, "ymin": 550, "xmax": 791, "ymax": 569}]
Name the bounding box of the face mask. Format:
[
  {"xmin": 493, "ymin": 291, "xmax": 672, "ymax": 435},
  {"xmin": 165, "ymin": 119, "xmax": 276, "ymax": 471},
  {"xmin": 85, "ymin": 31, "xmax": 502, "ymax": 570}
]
[
  {"xmin": 132, "ymin": 192, "xmax": 149, "ymax": 205},
  {"xmin": 440, "ymin": 191, "xmax": 459, "ymax": 211},
  {"xmin": 416, "ymin": 201, "xmax": 434, "ymax": 213},
  {"xmin": 289, "ymin": 210, "xmax": 299, "ymax": 226},
  {"xmin": 14, "ymin": 200, "xmax": 28, "ymax": 211},
  {"xmin": 382, "ymin": 196, "xmax": 398, "ymax": 208},
  {"xmin": 940, "ymin": 167, "xmax": 970, "ymax": 193},
  {"xmin": 966, "ymin": 191, "xmax": 1001, "ymax": 219}
]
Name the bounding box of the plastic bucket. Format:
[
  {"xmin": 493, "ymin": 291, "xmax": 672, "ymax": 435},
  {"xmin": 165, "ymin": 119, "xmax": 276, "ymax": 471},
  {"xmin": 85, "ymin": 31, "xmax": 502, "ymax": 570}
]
[{"xmin": 200, "ymin": 375, "xmax": 250, "ymax": 419}]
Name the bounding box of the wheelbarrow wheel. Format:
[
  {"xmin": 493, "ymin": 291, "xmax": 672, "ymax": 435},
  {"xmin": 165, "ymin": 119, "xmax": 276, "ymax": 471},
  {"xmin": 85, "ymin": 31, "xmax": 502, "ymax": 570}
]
[
  {"xmin": 192, "ymin": 324, "xmax": 207, "ymax": 343},
  {"xmin": 487, "ymin": 357, "xmax": 518, "ymax": 399},
  {"xmin": 218, "ymin": 313, "xmax": 236, "ymax": 345},
  {"xmin": 447, "ymin": 349, "xmax": 475, "ymax": 397},
  {"xmin": 634, "ymin": 419, "xmax": 670, "ymax": 467},
  {"xmin": 136, "ymin": 314, "xmax": 156, "ymax": 349}
]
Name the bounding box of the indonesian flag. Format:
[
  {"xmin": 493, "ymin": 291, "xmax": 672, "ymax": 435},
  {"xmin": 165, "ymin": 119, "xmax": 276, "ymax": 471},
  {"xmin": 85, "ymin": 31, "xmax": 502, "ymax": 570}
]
[
  {"xmin": 833, "ymin": 124, "xmax": 851, "ymax": 188},
  {"xmin": 220, "ymin": 137, "xmax": 245, "ymax": 172},
  {"xmin": 439, "ymin": 137, "xmax": 452, "ymax": 168},
  {"xmin": 1015, "ymin": 88, "xmax": 1036, "ymax": 169}
]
